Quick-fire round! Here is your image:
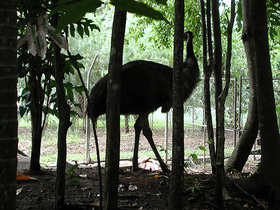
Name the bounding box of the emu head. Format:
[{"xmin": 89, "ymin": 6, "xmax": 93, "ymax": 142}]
[{"xmin": 184, "ymin": 31, "xmax": 194, "ymax": 41}]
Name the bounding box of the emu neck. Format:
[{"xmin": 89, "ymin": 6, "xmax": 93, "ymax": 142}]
[{"xmin": 186, "ymin": 38, "xmax": 195, "ymax": 60}]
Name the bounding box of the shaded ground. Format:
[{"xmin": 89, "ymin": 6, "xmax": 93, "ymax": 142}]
[
  {"xmin": 16, "ymin": 165, "xmax": 279, "ymax": 210},
  {"xmin": 17, "ymin": 127, "xmax": 275, "ymax": 209}
]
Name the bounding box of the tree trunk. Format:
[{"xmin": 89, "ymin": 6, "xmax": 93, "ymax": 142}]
[
  {"xmin": 103, "ymin": 8, "xmax": 127, "ymax": 210},
  {"xmin": 52, "ymin": 3, "xmax": 71, "ymax": 209},
  {"xmin": 225, "ymin": 82, "xmax": 258, "ymax": 172},
  {"xmin": 200, "ymin": 0, "xmax": 216, "ymax": 174},
  {"xmin": 212, "ymin": 0, "xmax": 223, "ymax": 147},
  {"xmin": 233, "ymin": 0, "xmax": 280, "ymax": 201},
  {"xmin": 211, "ymin": 0, "xmax": 224, "ymax": 207},
  {"xmin": 29, "ymin": 63, "xmax": 43, "ymax": 172},
  {"xmin": 215, "ymin": 0, "xmax": 235, "ymax": 207},
  {"xmin": 54, "ymin": 45, "xmax": 71, "ymax": 210},
  {"xmin": 0, "ymin": 1, "xmax": 18, "ymax": 209},
  {"xmin": 169, "ymin": 0, "xmax": 184, "ymax": 209}
]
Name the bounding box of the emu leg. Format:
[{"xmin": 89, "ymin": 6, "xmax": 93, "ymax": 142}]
[
  {"xmin": 133, "ymin": 119, "xmax": 142, "ymax": 171},
  {"xmin": 137, "ymin": 114, "xmax": 169, "ymax": 172}
]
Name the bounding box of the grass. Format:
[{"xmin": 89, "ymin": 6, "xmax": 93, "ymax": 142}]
[{"xmin": 18, "ymin": 114, "xmax": 234, "ymax": 171}]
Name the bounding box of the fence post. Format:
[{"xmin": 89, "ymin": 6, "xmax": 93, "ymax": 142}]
[
  {"xmin": 233, "ymin": 77, "xmax": 237, "ymax": 147},
  {"xmin": 164, "ymin": 112, "xmax": 169, "ymax": 163},
  {"xmin": 85, "ymin": 54, "xmax": 98, "ymax": 163},
  {"xmin": 238, "ymin": 76, "xmax": 243, "ymax": 140}
]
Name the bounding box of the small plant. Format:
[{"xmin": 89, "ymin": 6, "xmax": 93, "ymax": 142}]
[
  {"xmin": 66, "ymin": 164, "xmax": 81, "ymax": 186},
  {"xmin": 226, "ymin": 165, "xmax": 239, "ymax": 173},
  {"xmin": 184, "ymin": 177, "xmax": 200, "ymax": 193}
]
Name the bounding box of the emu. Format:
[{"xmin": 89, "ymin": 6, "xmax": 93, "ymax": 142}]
[{"xmin": 87, "ymin": 31, "xmax": 199, "ymax": 172}]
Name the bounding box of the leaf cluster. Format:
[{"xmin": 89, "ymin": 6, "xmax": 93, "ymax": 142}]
[
  {"xmin": 51, "ymin": 0, "xmax": 169, "ymax": 32},
  {"xmin": 66, "ymin": 164, "xmax": 81, "ymax": 186}
]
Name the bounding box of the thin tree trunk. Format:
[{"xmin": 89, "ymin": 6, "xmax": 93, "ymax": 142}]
[
  {"xmin": 211, "ymin": 0, "xmax": 224, "ymax": 207},
  {"xmin": 200, "ymin": 0, "xmax": 216, "ymax": 174},
  {"xmin": 54, "ymin": 44, "xmax": 71, "ymax": 210},
  {"xmin": 30, "ymin": 64, "xmax": 43, "ymax": 172},
  {"xmin": 215, "ymin": 0, "xmax": 236, "ymax": 203},
  {"xmin": 212, "ymin": 0, "xmax": 223, "ymax": 147},
  {"xmin": 169, "ymin": 0, "xmax": 184, "ymax": 209},
  {"xmin": 125, "ymin": 115, "xmax": 129, "ymax": 133},
  {"xmin": 0, "ymin": 1, "xmax": 17, "ymax": 209},
  {"xmin": 52, "ymin": 3, "xmax": 71, "ymax": 208},
  {"xmin": 103, "ymin": 8, "xmax": 127, "ymax": 210}
]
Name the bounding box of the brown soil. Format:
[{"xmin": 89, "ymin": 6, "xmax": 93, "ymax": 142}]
[
  {"xmin": 16, "ymin": 127, "xmax": 277, "ymax": 209},
  {"xmin": 16, "ymin": 166, "xmax": 279, "ymax": 209}
]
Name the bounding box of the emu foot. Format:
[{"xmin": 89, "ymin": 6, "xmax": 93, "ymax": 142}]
[{"xmin": 132, "ymin": 158, "xmax": 169, "ymax": 173}]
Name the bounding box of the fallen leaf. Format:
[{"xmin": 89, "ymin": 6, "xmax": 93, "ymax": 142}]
[
  {"xmin": 79, "ymin": 174, "xmax": 87, "ymax": 178},
  {"xmin": 16, "ymin": 174, "xmax": 37, "ymax": 181},
  {"xmin": 128, "ymin": 184, "xmax": 138, "ymax": 191},
  {"xmin": 243, "ymin": 203, "xmax": 249, "ymax": 208},
  {"xmin": 16, "ymin": 187, "xmax": 23, "ymax": 195}
]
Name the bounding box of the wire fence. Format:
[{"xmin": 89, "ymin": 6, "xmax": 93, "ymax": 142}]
[
  {"xmin": 17, "ymin": 77, "xmax": 280, "ymax": 169},
  {"xmin": 84, "ymin": 77, "xmax": 280, "ymax": 170},
  {"xmin": 84, "ymin": 77, "xmax": 239, "ymax": 168}
]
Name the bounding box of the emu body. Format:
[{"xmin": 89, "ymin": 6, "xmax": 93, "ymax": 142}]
[
  {"xmin": 88, "ymin": 61, "xmax": 173, "ymax": 118},
  {"xmin": 88, "ymin": 32, "xmax": 199, "ymax": 172}
]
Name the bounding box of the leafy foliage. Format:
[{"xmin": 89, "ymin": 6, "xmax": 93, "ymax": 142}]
[
  {"xmin": 51, "ymin": 0, "xmax": 169, "ymax": 33},
  {"xmin": 185, "ymin": 177, "xmax": 201, "ymax": 193},
  {"xmin": 110, "ymin": 0, "xmax": 169, "ymax": 23},
  {"xmin": 51, "ymin": 0, "xmax": 103, "ymax": 32},
  {"xmin": 66, "ymin": 164, "xmax": 81, "ymax": 186}
]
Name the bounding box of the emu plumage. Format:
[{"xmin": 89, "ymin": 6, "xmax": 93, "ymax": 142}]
[{"xmin": 88, "ymin": 31, "xmax": 199, "ymax": 172}]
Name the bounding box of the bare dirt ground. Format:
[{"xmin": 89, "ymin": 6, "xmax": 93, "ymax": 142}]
[
  {"xmin": 16, "ymin": 167, "xmax": 279, "ymax": 210},
  {"xmin": 16, "ymin": 127, "xmax": 277, "ymax": 209}
]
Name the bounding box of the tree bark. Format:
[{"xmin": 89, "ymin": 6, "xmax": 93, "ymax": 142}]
[
  {"xmin": 169, "ymin": 0, "xmax": 184, "ymax": 209},
  {"xmin": 233, "ymin": 0, "xmax": 280, "ymax": 201},
  {"xmin": 103, "ymin": 8, "xmax": 127, "ymax": 210},
  {"xmin": 54, "ymin": 46, "xmax": 71, "ymax": 210},
  {"xmin": 29, "ymin": 60, "xmax": 43, "ymax": 172},
  {"xmin": 225, "ymin": 83, "xmax": 258, "ymax": 172},
  {"xmin": 0, "ymin": 1, "xmax": 18, "ymax": 209},
  {"xmin": 52, "ymin": 2, "xmax": 71, "ymax": 208},
  {"xmin": 212, "ymin": 0, "xmax": 223, "ymax": 145},
  {"xmin": 200, "ymin": 0, "xmax": 216, "ymax": 174},
  {"xmin": 211, "ymin": 0, "xmax": 224, "ymax": 207},
  {"xmin": 215, "ymin": 0, "xmax": 235, "ymax": 208}
]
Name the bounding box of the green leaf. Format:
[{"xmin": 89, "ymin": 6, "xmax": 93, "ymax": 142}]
[
  {"xmin": 207, "ymin": 139, "xmax": 214, "ymax": 144},
  {"xmin": 89, "ymin": 23, "xmax": 100, "ymax": 32},
  {"xmin": 154, "ymin": 0, "xmax": 167, "ymax": 5},
  {"xmin": 237, "ymin": 0, "xmax": 242, "ymax": 21},
  {"xmin": 65, "ymin": 82, "xmax": 74, "ymax": 100},
  {"xmin": 51, "ymin": 0, "xmax": 103, "ymax": 32},
  {"xmin": 72, "ymin": 179, "xmax": 81, "ymax": 185},
  {"xmin": 84, "ymin": 24, "xmax": 90, "ymax": 36},
  {"xmin": 226, "ymin": 165, "xmax": 238, "ymax": 172},
  {"xmin": 68, "ymin": 164, "xmax": 78, "ymax": 174},
  {"xmin": 69, "ymin": 23, "xmax": 75, "ymax": 37},
  {"xmin": 77, "ymin": 23, "xmax": 84, "ymax": 38},
  {"xmin": 199, "ymin": 146, "xmax": 206, "ymax": 151},
  {"xmin": 45, "ymin": 27, "xmax": 68, "ymax": 50},
  {"xmin": 110, "ymin": 0, "xmax": 170, "ymax": 24},
  {"xmin": 194, "ymin": 186, "xmax": 200, "ymax": 191},
  {"xmin": 75, "ymin": 85, "xmax": 84, "ymax": 95},
  {"xmin": 191, "ymin": 153, "xmax": 198, "ymax": 162}
]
